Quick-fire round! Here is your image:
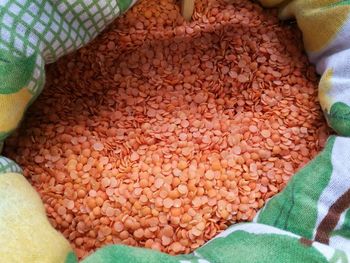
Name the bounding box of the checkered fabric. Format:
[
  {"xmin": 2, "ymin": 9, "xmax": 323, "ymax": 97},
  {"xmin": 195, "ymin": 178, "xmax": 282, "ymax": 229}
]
[
  {"xmin": 0, "ymin": 0, "xmax": 136, "ymax": 97},
  {"xmin": 0, "ymin": 156, "xmax": 22, "ymax": 174},
  {"xmin": 0, "ymin": 0, "xmax": 137, "ymax": 175}
]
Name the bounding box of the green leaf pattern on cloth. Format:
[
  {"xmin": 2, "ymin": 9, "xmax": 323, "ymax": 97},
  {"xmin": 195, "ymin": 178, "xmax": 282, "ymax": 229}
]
[
  {"xmin": 79, "ymin": 223, "xmax": 350, "ymax": 263},
  {"xmin": 65, "ymin": 252, "xmax": 79, "ymax": 263},
  {"xmin": 328, "ymin": 102, "xmax": 350, "ymax": 136},
  {"xmin": 197, "ymin": 230, "xmax": 328, "ymax": 263},
  {"xmin": 329, "ymin": 250, "xmax": 349, "ymax": 263},
  {"xmin": 257, "ymin": 136, "xmax": 335, "ymax": 239},
  {"xmin": 0, "ymin": 50, "xmax": 36, "ymax": 94},
  {"xmin": 82, "ymin": 245, "xmax": 180, "ymax": 263},
  {"xmin": 332, "ymin": 209, "xmax": 350, "ymax": 240},
  {"xmin": 118, "ymin": 0, "xmax": 133, "ymax": 12},
  {"xmin": 0, "ymin": 0, "xmax": 138, "ymax": 146}
]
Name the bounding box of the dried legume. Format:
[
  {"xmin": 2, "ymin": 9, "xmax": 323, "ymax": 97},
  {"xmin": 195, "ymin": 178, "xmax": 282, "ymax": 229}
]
[{"xmin": 4, "ymin": 0, "xmax": 330, "ymax": 259}]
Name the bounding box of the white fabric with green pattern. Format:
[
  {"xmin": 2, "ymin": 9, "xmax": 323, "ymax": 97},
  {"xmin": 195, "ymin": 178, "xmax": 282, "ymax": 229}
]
[
  {"xmin": 0, "ymin": 0, "xmax": 136, "ymax": 182},
  {"xmin": 0, "ymin": 0, "xmax": 136, "ymax": 144}
]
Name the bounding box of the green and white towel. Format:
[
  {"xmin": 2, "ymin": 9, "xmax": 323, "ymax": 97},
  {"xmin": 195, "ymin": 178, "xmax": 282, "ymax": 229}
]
[{"xmin": 1, "ymin": 0, "xmax": 350, "ymax": 262}]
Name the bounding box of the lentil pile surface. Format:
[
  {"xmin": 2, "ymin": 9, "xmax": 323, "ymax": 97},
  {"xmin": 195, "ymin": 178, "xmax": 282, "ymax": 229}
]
[{"xmin": 5, "ymin": 0, "xmax": 330, "ymax": 259}]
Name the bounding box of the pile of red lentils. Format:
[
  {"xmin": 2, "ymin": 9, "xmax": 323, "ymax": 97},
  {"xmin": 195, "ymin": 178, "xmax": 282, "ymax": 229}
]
[{"xmin": 4, "ymin": 0, "xmax": 330, "ymax": 259}]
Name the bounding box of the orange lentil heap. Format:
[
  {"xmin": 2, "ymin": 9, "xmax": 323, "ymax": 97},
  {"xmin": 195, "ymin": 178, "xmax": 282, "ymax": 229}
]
[{"xmin": 4, "ymin": 0, "xmax": 330, "ymax": 259}]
